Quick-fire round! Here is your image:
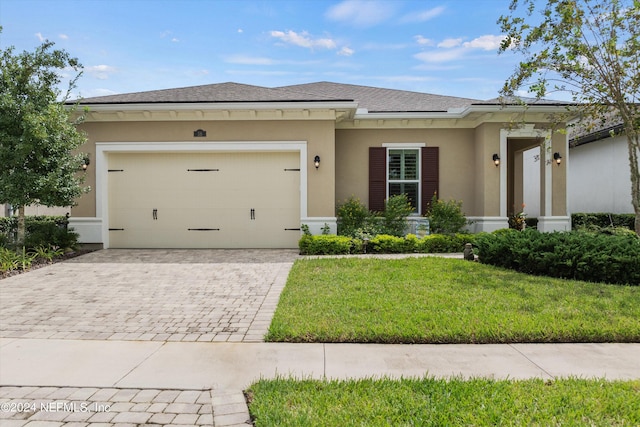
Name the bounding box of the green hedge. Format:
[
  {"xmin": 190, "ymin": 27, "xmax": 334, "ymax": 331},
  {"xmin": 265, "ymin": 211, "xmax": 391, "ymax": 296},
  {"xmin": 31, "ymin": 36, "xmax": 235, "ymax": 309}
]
[
  {"xmin": 299, "ymin": 234, "xmax": 476, "ymax": 255},
  {"xmin": 475, "ymin": 229, "xmax": 640, "ymax": 286},
  {"xmin": 0, "ymin": 215, "xmax": 78, "ymax": 250},
  {"xmin": 572, "ymin": 213, "xmax": 635, "ymax": 230}
]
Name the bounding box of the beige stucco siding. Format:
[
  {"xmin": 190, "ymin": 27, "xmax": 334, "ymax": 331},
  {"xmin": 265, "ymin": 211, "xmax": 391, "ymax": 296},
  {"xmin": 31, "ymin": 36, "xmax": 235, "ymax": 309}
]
[
  {"xmin": 335, "ymin": 128, "xmax": 477, "ymax": 216},
  {"xmin": 72, "ymin": 120, "xmax": 336, "ymax": 218}
]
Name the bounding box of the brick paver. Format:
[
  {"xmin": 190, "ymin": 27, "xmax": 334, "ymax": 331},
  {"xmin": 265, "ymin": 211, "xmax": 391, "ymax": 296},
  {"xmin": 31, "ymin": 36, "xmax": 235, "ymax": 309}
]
[
  {"xmin": 0, "ymin": 386, "xmax": 218, "ymax": 426},
  {"xmin": 0, "ymin": 249, "xmax": 298, "ymax": 343}
]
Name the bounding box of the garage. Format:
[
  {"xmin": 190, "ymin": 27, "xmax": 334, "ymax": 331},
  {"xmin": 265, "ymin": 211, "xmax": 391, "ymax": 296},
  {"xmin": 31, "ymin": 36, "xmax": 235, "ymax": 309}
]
[{"xmin": 107, "ymin": 151, "xmax": 301, "ymax": 248}]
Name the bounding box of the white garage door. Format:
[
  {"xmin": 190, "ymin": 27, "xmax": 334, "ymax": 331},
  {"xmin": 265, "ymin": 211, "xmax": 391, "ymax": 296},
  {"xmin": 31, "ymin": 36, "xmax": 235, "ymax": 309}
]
[{"xmin": 107, "ymin": 152, "xmax": 301, "ymax": 248}]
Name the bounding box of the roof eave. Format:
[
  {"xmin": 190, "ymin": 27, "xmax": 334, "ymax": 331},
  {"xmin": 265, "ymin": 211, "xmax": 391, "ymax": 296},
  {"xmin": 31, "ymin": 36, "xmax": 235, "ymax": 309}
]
[{"xmin": 76, "ymin": 100, "xmax": 359, "ymax": 111}]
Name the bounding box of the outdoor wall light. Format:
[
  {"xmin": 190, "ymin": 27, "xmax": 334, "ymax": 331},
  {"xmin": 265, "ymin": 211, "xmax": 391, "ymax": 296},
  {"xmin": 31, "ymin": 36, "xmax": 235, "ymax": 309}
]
[
  {"xmin": 553, "ymin": 152, "xmax": 562, "ymax": 166},
  {"xmin": 492, "ymin": 153, "xmax": 500, "ymax": 167},
  {"xmin": 314, "ymin": 155, "xmax": 321, "ymax": 169},
  {"xmin": 82, "ymin": 156, "xmax": 90, "ymax": 171}
]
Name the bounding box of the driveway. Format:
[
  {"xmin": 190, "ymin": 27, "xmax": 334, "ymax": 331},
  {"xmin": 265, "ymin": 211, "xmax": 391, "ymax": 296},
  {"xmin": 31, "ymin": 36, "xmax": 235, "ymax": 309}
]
[{"xmin": 0, "ymin": 249, "xmax": 299, "ymax": 343}]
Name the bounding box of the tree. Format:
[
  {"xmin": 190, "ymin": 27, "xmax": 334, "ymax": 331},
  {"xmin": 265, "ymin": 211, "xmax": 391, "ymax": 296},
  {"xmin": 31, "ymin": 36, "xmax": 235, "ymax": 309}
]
[
  {"xmin": 0, "ymin": 28, "xmax": 89, "ymax": 245},
  {"xmin": 498, "ymin": 0, "xmax": 640, "ymax": 235}
]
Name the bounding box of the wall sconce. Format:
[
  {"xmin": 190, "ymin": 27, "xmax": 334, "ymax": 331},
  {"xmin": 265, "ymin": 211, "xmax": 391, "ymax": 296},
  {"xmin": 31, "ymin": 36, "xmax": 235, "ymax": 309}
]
[
  {"xmin": 314, "ymin": 155, "xmax": 321, "ymax": 169},
  {"xmin": 492, "ymin": 153, "xmax": 500, "ymax": 167},
  {"xmin": 82, "ymin": 156, "xmax": 90, "ymax": 171},
  {"xmin": 553, "ymin": 152, "xmax": 562, "ymax": 166}
]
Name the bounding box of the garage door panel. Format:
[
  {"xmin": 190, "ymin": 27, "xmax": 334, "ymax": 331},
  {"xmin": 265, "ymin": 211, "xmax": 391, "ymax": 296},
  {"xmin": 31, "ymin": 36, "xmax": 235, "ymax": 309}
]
[{"xmin": 108, "ymin": 151, "xmax": 300, "ymax": 248}]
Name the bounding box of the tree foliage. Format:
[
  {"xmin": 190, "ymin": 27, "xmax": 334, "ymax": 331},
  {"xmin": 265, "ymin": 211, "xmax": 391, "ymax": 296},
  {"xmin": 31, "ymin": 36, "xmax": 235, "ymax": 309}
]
[
  {"xmin": 498, "ymin": 0, "xmax": 640, "ymax": 235},
  {"xmin": 0, "ymin": 28, "xmax": 89, "ymax": 244}
]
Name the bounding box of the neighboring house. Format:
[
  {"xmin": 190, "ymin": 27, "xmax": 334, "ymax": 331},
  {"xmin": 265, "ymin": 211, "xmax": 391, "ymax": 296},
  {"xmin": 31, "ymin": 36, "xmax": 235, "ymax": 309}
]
[
  {"xmin": 68, "ymin": 82, "xmax": 574, "ymax": 249},
  {"xmin": 568, "ymin": 125, "xmax": 634, "ymax": 214},
  {"xmin": 523, "ymin": 123, "xmax": 634, "ymax": 218}
]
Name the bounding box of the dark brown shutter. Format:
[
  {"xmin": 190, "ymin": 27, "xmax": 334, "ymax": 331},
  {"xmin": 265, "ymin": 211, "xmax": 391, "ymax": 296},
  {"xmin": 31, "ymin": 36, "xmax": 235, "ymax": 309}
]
[
  {"xmin": 421, "ymin": 147, "xmax": 439, "ymax": 214},
  {"xmin": 369, "ymin": 147, "xmax": 386, "ymax": 212}
]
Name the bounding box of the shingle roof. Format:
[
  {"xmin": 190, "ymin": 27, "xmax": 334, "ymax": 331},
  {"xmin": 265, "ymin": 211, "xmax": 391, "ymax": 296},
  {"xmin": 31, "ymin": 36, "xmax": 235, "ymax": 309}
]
[
  {"xmin": 279, "ymin": 82, "xmax": 483, "ymax": 112},
  {"xmin": 76, "ymin": 81, "xmax": 569, "ymax": 112},
  {"xmin": 76, "ymin": 82, "xmax": 352, "ymax": 104}
]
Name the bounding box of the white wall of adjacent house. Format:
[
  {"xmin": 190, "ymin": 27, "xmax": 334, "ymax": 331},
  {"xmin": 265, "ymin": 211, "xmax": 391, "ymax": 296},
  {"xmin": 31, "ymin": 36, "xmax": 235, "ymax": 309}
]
[
  {"xmin": 568, "ymin": 134, "xmax": 634, "ymax": 214},
  {"xmin": 524, "ymin": 134, "xmax": 634, "ymax": 216}
]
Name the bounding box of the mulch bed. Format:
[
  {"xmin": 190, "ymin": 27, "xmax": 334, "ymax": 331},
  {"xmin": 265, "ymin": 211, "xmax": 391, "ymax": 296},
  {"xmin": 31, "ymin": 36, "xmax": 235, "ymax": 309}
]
[{"xmin": 0, "ymin": 249, "xmax": 96, "ymax": 280}]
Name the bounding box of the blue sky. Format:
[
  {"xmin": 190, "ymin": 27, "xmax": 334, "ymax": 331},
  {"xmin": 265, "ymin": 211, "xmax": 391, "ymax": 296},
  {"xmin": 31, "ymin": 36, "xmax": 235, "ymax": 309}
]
[{"xmin": 0, "ymin": 0, "xmax": 531, "ymax": 100}]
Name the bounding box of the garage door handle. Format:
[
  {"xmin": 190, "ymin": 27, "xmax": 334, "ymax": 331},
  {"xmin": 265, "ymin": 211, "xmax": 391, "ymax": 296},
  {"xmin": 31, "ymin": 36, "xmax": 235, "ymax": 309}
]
[
  {"xmin": 153, "ymin": 209, "xmax": 158, "ymax": 220},
  {"xmin": 250, "ymin": 208, "xmax": 255, "ymax": 220}
]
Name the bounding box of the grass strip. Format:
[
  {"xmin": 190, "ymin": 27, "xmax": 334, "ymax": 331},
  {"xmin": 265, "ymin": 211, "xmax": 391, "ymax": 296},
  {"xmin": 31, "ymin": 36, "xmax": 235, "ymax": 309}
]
[
  {"xmin": 247, "ymin": 377, "xmax": 640, "ymax": 427},
  {"xmin": 266, "ymin": 257, "xmax": 640, "ymax": 343}
]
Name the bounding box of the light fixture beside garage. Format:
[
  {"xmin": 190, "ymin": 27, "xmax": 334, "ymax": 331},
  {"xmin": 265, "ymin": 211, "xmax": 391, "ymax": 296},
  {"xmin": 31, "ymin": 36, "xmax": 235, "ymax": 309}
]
[
  {"xmin": 492, "ymin": 153, "xmax": 500, "ymax": 167},
  {"xmin": 314, "ymin": 155, "xmax": 321, "ymax": 169},
  {"xmin": 81, "ymin": 155, "xmax": 90, "ymax": 171}
]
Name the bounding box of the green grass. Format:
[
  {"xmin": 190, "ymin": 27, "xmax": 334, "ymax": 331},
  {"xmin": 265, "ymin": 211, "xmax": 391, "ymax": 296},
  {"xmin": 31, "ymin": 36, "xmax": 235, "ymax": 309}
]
[
  {"xmin": 266, "ymin": 257, "xmax": 640, "ymax": 343},
  {"xmin": 246, "ymin": 377, "xmax": 640, "ymax": 426}
]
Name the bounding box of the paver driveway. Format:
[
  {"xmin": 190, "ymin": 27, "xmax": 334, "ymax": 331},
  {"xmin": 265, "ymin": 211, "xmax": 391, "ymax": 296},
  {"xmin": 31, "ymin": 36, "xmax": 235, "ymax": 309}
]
[{"xmin": 0, "ymin": 249, "xmax": 299, "ymax": 343}]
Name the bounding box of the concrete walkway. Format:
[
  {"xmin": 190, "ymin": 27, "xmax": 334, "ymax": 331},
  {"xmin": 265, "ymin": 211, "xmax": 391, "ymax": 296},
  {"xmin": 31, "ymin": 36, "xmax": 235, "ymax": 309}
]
[{"xmin": 1, "ymin": 250, "xmax": 639, "ymax": 426}]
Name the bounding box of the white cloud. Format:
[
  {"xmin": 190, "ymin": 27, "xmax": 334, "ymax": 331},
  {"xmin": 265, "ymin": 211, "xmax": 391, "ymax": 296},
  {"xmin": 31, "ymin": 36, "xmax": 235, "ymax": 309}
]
[
  {"xmin": 325, "ymin": 0, "xmax": 396, "ymax": 27},
  {"xmin": 401, "ymin": 6, "xmax": 446, "ymax": 23},
  {"xmin": 85, "ymin": 65, "xmax": 117, "ymax": 80},
  {"xmin": 337, "ymin": 46, "xmax": 355, "ymax": 56},
  {"xmin": 35, "ymin": 32, "xmax": 45, "ymax": 42},
  {"xmin": 462, "ymin": 35, "xmax": 506, "ymax": 51},
  {"xmin": 438, "ymin": 38, "xmax": 463, "ymax": 48},
  {"xmin": 414, "ymin": 35, "xmax": 434, "ymax": 46},
  {"xmin": 171, "ymin": 38, "xmax": 179, "ymax": 43},
  {"xmin": 59, "ymin": 34, "xmax": 69, "ymax": 40},
  {"xmin": 270, "ymin": 30, "xmax": 337, "ymax": 50},
  {"xmin": 414, "ymin": 48, "xmax": 466, "ymax": 63},
  {"xmin": 237, "ymin": 28, "xmax": 243, "ymax": 33}
]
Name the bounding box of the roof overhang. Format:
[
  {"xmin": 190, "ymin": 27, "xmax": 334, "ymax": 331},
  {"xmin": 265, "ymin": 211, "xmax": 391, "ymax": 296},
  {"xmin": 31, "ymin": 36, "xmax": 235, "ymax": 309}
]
[
  {"xmin": 75, "ymin": 101, "xmax": 359, "ymax": 122},
  {"xmin": 342, "ymin": 104, "xmax": 580, "ymax": 129}
]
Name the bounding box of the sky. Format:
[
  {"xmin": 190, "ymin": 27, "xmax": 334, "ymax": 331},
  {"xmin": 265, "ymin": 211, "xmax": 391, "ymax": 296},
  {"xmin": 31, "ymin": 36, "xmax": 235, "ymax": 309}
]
[{"xmin": 0, "ymin": 0, "xmax": 535, "ymax": 101}]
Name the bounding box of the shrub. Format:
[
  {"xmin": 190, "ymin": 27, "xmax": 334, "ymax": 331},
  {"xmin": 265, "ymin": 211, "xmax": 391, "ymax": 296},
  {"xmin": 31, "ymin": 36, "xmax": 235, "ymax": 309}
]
[
  {"xmin": 337, "ymin": 197, "xmax": 371, "ymax": 237},
  {"xmin": 381, "ymin": 194, "xmax": 414, "ymax": 237},
  {"xmin": 0, "ymin": 215, "xmax": 78, "ymax": 250},
  {"xmin": 572, "ymin": 213, "xmax": 635, "ymax": 230},
  {"xmin": 369, "ymin": 234, "xmax": 415, "ymax": 253},
  {"xmin": 299, "ymin": 235, "xmax": 359, "ymax": 255},
  {"xmin": 416, "ymin": 233, "xmax": 475, "ymax": 253},
  {"xmin": 427, "ymin": 194, "xmax": 468, "ymax": 234},
  {"xmin": 475, "ymin": 229, "xmax": 640, "ymax": 285}
]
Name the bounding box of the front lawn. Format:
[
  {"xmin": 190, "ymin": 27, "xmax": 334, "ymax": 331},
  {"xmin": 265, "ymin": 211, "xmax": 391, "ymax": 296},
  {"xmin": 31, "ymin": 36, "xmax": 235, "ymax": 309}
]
[
  {"xmin": 266, "ymin": 257, "xmax": 640, "ymax": 343},
  {"xmin": 246, "ymin": 377, "xmax": 640, "ymax": 426}
]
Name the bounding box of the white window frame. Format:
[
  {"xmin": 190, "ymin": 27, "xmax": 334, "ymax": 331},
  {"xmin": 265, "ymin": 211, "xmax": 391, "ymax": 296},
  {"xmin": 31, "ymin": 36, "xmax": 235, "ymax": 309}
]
[{"xmin": 383, "ymin": 143, "xmax": 425, "ymax": 214}]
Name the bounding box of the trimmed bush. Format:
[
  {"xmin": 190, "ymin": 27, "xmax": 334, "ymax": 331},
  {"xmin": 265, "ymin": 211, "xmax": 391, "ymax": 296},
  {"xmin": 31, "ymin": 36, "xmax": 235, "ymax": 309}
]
[
  {"xmin": 299, "ymin": 235, "xmax": 359, "ymax": 255},
  {"xmin": 336, "ymin": 197, "xmax": 371, "ymax": 237},
  {"xmin": 0, "ymin": 215, "xmax": 78, "ymax": 250},
  {"xmin": 369, "ymin": 234, "xmax": 415, "ymax": 253},
  {"xmin": 475, "ymin": 229, "xmax": 640, "ymax": 286},
  {"xmin": 299, "ymin": 233, "xmax": 475, "ymax": 255}
]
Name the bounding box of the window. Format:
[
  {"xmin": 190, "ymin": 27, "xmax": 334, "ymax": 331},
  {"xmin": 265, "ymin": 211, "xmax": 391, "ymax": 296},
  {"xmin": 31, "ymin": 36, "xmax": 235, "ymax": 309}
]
[
  {"xmin": 388, "ymin": 149, "xmax": 419, "ymax": 212},
  {"xmin": 369, "ymin": 146, "xmax": 438, "ymax": 215}
]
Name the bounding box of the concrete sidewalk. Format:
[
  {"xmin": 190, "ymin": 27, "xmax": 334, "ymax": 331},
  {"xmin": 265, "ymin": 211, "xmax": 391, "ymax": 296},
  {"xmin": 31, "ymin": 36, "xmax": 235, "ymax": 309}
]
[
  {"xmin": 3, "ymin": 339, "xmax": 639, "ymax": 389},
  {"xmin": 1, "ymin": 339, "xmax": 639, "ymax": 426}
]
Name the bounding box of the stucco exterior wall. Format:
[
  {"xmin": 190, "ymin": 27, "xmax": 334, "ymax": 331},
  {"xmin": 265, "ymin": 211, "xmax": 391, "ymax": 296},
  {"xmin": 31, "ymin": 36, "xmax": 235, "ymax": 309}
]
[
  {"xmin": 335, "ymin": 128, "xmax": 477, "ymax": 216},
  {"xmin": 72, "ymin": 120, "xmax": 336, "ymax": 218}
]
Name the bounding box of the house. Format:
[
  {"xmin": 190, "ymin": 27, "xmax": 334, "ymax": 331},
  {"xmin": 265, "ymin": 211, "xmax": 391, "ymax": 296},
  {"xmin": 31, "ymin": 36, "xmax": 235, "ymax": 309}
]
[{"xmin": 68, "ymin": 82, "xmax": 574, "ymax": 249}]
